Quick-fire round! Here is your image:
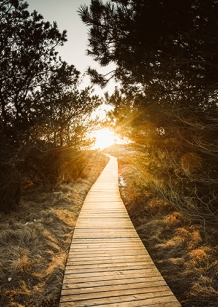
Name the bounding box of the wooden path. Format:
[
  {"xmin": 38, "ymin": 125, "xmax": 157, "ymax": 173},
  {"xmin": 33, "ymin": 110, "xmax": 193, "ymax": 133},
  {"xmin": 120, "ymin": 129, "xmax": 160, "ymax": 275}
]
[{"xmin": 59, "ymin": 155, "xmax": 181, "ymax": 307}]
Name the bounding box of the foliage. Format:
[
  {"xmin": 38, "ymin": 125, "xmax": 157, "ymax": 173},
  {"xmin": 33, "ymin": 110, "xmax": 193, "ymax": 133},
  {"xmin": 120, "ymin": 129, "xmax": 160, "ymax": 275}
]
[
  {"xmin": 0, "ymin": 0, "xmax": 99, "ymax": 147},
  {"xmin": 80, "ymin": 0, "xmax": 218, "ymax": 226},
  {"xmin": 79, "ymin": 0, "xmax": 218, "ymax": 100},
  {"xmin": 1, "ymin": 0, "xmax": 65, "ymax": 139},
  {"xmin": 0, "ymin": 137, "xmax": 21, "ymax": 212},
  {"xmin": 22, "ymin": 146, "xmax": 89, "ymax": 189},
  {"xmin": 0, "ymin": 137, "xmax": 90, "ymax": 212},
  {"xmin": 0, "ymin": 0, "xmax": 101, "ymax": 211}
]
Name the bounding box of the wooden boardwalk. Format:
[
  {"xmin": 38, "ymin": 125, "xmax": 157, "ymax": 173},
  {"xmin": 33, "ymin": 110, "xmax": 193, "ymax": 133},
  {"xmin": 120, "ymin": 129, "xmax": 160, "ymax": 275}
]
[{"xmin": 59, "ymin": 155, "xmax": 181, "ymax": 307}]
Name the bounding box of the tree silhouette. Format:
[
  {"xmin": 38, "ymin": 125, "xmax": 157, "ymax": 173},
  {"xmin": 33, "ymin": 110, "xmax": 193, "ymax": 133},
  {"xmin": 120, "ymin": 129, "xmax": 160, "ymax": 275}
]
[
  {"xmin": 0, "ymin": 0, "xmax": 98, "ymax": 146},
  {"xmin": 80, "ymin": 0, "xmax": 218, "ymax": 225},
  {"xmin": 0, "ymin": 0, "xmax": 101, "ymax": 211}
]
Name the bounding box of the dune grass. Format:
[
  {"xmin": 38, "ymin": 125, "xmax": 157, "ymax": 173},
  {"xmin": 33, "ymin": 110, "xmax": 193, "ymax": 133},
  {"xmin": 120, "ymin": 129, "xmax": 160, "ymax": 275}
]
[
  {"xmin": 111, "ymin": 145, "xmax": 218, "ymax": 307},
  {"xmin": 0, "ymin": 151, "xmax": 109, "ymax": 307},
  {"xmin": 2, "ymin": 144, "xmax": 218, "ymax": 306}
]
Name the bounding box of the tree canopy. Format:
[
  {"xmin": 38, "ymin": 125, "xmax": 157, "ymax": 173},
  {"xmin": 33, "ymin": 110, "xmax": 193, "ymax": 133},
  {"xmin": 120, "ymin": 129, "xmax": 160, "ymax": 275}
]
[
  {"xmin": 0, "ymin": 0, "xmax": 101, "ymax": 210},
  {"xmin": 79, "ymin": 0, "xmax": 218, "ymax": 106},
  {"xmin": 80, "ymin": 0, "xmax": 218, "ymax": 226},
  {"xmin": 0, "ymin": 0, "xmax": 99, "ymax": 147}
]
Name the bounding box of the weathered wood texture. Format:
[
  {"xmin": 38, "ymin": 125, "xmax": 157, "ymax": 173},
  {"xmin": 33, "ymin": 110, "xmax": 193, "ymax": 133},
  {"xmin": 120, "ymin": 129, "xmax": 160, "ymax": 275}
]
[{"xmin": 60, "ymin": 155, "xmax": 181, "ymax": 307}]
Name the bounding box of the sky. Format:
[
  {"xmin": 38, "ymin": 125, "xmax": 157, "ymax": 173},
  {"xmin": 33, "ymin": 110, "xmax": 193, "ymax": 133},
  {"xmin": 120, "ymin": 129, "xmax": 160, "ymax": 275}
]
[{"xmin": 27, "ymin": 0, "xmax": 117, "ymax": 96}]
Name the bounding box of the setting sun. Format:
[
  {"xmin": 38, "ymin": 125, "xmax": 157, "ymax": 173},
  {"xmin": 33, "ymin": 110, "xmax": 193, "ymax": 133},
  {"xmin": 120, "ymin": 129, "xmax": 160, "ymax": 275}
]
[{"xmin": 92, "ymin": 128, "xmax": 116, "ymax": 150}]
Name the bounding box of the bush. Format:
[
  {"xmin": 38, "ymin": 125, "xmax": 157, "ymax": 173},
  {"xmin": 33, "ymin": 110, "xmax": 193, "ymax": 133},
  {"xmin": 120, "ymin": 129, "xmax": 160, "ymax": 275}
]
[
  {"xmin": 0, "ymin": 135, "xmax": 89, "ymax": 212},
  {"xmin": 23, "ymin": 146, "xmax": 87, "ymax": 188},
  {"xmin": 0, "ymin": 138, "xmax": 22, "ymax": 212}
]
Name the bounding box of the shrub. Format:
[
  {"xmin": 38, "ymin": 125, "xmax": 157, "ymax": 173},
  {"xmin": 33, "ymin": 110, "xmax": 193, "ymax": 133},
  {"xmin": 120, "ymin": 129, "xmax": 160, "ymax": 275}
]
[
  {"xmin": 0, "ymin": 138, "xmax": 22, "ymax": 212},
  {"xmin": 23, "ymin": 147, "xmax": 87, "ymax": 188}
]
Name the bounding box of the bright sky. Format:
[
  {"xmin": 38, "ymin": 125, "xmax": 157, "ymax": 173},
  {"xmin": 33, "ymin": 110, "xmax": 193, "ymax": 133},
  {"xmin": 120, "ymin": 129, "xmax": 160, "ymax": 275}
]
[
  {"xmin": 27, "ymin": 0, "xmax": 122, "ymax": 149},
  {"xmin": 27, "ymin": 0, "xmax": 117, "ymax": 96}
]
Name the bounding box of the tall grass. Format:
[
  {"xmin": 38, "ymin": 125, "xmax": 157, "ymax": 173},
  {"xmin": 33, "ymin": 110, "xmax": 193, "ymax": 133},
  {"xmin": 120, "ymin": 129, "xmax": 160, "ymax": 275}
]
[
  {"xmin": 0, "ymin": 151, "xmax": 109, "ymax": 307},
  {"xmin": 114, "ymin": 145, "xmax": 218, "ymax": 307}
]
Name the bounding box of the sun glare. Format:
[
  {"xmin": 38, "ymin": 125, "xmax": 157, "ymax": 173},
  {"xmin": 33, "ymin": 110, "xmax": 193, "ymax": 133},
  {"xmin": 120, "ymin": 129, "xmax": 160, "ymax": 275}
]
[{"xmin": 92, "ymin": 128, "xmax": 116, "ymax": 150}]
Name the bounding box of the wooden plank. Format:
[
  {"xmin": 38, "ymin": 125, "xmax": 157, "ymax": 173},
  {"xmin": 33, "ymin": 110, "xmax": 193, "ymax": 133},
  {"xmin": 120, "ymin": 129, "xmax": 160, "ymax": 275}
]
[
  {"xmin": 61, "ymin": 287, "xmax": 174, "ymax": 301},
  {"xmin": 73, "ymin": 235, "xmax": 139, "ymax": 239},
  {"xmin": 60, "ymin": 300, "xmax": 180, "ymax": 307},
  {"xmin": 62, "ymin": 277, "xmax": 167, "ymax": 291},
  {"xmin": 63, "ymin": 268, "xmax": 163, "ymax": 279},
  {"xmin": 68, "ymin": 248, "xmax": 148, "ymax": 254},
  {"xmin": 67, "ymin": 255, "xmax": 152, "ymax": 262},
  {"xmin": 95, "ymin": 301, "xmax": 180, "ymax": 307},
  {"xmin": 66, "ymin": 259, "xmax": 154, "ymax": 266},
  {"xmin": 61, "ymin": 283, "xmax": 169, "ymax": 296},
  {"xmin": 64, "ymin": 264, "xmax": 157, "ymax": 274},
  {"xmin": 74, "ymin": 232, "xmax": 138, "ymax": 235},
  {"xmin": 62, "ymin": 279, "xmax": 167, "ymax": 291},
  {"xmin": 71, "ymin": 239, "xmax": 144, "ymax": 243},
  {"xmin": 69, "ymin": 244, "xmax": 146, "ymax": 249},
  {"xmin": 68, "ymin": 251, "xmax": 151, "ymax": 258},
  {"xmin": 63, "ymin": 273, "xmax": 165, "ymax": 284},
  {"xmin": 59, "ymin": 156, "xmax": 181, "ymax": 307},
  {"xmin": 60, "ymin": 291, "xmax": 178, "ymax": 305}
]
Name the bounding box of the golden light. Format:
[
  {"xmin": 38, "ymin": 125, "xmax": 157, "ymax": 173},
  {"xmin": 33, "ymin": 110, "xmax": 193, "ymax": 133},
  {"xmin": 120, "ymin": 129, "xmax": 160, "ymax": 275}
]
[{"xmin": 92, "ymin": 128, "xmax": 117, "ymax": 150}]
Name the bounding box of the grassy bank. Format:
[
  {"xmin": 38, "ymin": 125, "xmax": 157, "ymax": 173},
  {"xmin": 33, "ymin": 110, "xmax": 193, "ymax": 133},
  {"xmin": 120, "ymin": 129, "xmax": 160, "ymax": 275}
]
[
  {"xmin": 105, "ymin": 145, "xmax": 218, "ymax": 307},
  {"xmin": 0, "ymin": 151, "xmax": 109, "ymax": 307}
]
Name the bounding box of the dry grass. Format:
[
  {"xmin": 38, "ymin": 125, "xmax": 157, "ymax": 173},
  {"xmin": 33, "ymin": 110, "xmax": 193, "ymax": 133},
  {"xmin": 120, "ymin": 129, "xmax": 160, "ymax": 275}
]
[
  {"xmin": 108, "ymin": 144, "xmax": 218, "ymax": 307},
  {"xmin": 0, "ymin": 151, "xmax": 109, "ymax": 307}
]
